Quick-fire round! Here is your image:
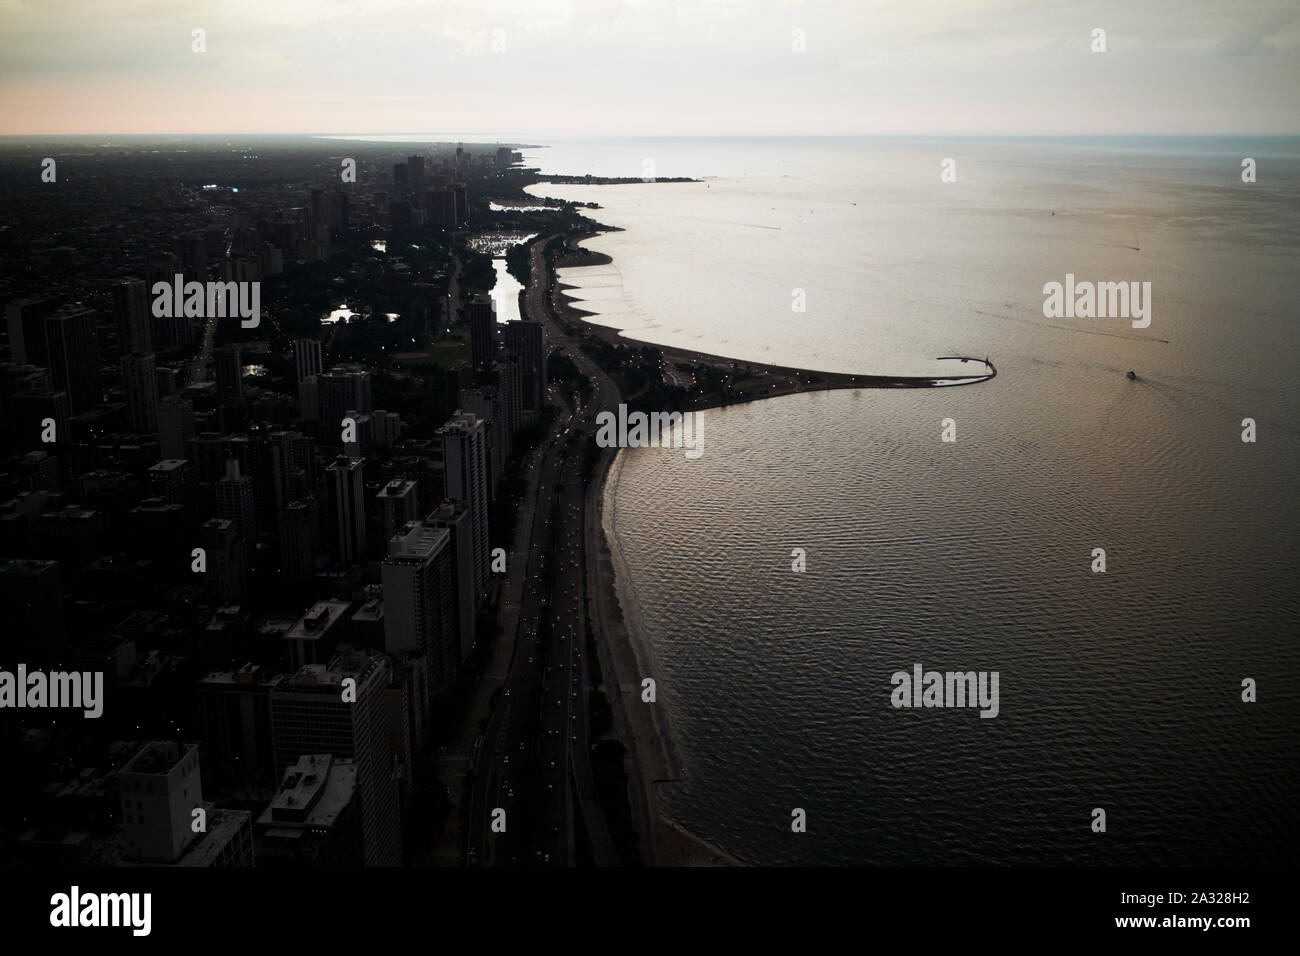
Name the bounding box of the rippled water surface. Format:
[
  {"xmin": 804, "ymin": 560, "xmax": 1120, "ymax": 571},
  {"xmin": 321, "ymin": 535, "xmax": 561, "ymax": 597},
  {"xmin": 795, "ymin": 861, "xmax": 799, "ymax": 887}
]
[{"xmin": 534, "ymin": 137, "xmax": 1300, "ymax": 865}]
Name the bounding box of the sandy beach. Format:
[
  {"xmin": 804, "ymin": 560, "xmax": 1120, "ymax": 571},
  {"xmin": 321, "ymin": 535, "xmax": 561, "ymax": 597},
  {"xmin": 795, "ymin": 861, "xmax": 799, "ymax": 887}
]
[{"xmin": 589, "ymin": 442, "xmax": 744, "ymax": 867}]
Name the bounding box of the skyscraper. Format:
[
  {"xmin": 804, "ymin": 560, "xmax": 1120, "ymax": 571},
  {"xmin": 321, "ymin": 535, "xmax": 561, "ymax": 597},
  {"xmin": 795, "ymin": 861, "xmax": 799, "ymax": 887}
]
[
  {"xmin": 328, "ymin": 192, "xmax": 349, "ymax": 232},
  {"xmin": 342, "ymin": 408, "xmax": 372, "ymax": 458},
  {"xmin": 376, "ymin": 479, "xmax": 420, "ymax": 541},
  {"xmin": 371, "ymin": 410, "xmax": 401, "ymax": 450},
  {"xmin": 279, "ymin": 499, "xmax": 317, "ymax": 587},
  {"xmin": 147, "ymin": 458, "xmax": 197, "ymax": 510},
  {"xmin": 427, "ymin": 500, "xmax": 476, "ymax": 663},
  {"xmin": 318, "ymin": 365, "xmax": 373, "ymax": 439},
  {"xmin": 381, "ymin": 521, "xmax": 457, "ymax": 691},
  {"xmin": 199, "ymin": 663, "xmax": 282, "ymax": 786},
  {"xmin": 269, "ymin": 649, "xmax": 402, "ymax": 866},
  {"xmin": 177, "ymin": 232, "xmax": 208, "ymax": 279},
  {"xmin": 157, "ymin": 395, "xmax": 195, "ymax": 460},
  {"xmin": 201, "ymin": 517, "xmax": 247, "ymax": 605},
  {"xmin": 407, "ymin": 155, "xmax": 425, "ymax": 189},
  {"xmin": 298, "ymin": 374, "xmax": 319, "ymax": 421},
  {"xmin": 458, "ymin": 387, "xmax": 504, "ymax": 493},
  {"xmin": 43, "ymin": 304, "xmax": 100, "ymax": 413},
  {"xmin": 216, "ymin": 459, "xmax": 257, "ymax": 572},
  {"xmin": 503, "ymin": 319, "xmax": 546, "ymax": 413},
  {"xmin": 310, "ymin": 188, "xmax": 328, "ymax": 242},
  {"xmin": 326, "ymin": 456, "xmax": 366, "ymax": 565},
  {"xmin": 293, "ymin": 338, "xmax": 323, "ymax": 388},
  {"xmin": 469, "ymin": 294, "xmax": 496, "ymax": 369},
  {"xmin": 437, "ymin": 412, "xmax": 488, "ymax": 593},
  {"xmin": 215, "ymin": 344, "xmax": 243, "ymax": 406},
  {"xmin": 4, "ymin": 297, "xmax": 53, "ymax": 365},
  {"xmin": 425, "ymin": 188, "xmax": 457, "ymax": 230},
  {"xmin": 121, "ymin": 351, "xmax": 158, "ymax": 431},
  {"xmin": 112, "ymin": 278, "xmax": 152, "ymax": 354},
  {"xmin": 451, "ymin": 182, "xmax": 467, "ymax": 225},
  {"xmin": 269, "ymin": 429, "xmax": 318, "ymax": 514},
  {"xmin": 493, "ymin": 356, "xmax": 523, "ymax": 443}
]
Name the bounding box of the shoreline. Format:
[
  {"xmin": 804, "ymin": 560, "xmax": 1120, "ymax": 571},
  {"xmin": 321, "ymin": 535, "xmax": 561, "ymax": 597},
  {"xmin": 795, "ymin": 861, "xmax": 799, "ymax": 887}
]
[
  {"xmin": 552, "ymin": 234, "xmax": 996, "ymax": 391},
  {"xmin": 536, "ymin": 211, "xmax": 997, "ymax": 867},
  {"xmin": 590, "ymin": 441, "xmax": 745, "ymax": 867}
]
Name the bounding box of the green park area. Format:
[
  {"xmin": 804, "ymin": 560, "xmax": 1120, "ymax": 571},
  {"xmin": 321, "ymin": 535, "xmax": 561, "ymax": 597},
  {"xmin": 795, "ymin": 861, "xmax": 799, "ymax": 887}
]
[{"xmin": 392, "ymin": 334, "xmax": 470, "ymax": 367}]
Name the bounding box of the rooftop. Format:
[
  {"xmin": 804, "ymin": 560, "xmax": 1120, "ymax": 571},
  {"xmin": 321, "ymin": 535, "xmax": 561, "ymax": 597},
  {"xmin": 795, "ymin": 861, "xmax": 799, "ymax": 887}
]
[
  {"xmin": 121, "ymin": 740, "xmax": 194, "ymax": 777},
  {"xmin": 260, "ymin": 755, "xmax": 356, "ymax": 827}
]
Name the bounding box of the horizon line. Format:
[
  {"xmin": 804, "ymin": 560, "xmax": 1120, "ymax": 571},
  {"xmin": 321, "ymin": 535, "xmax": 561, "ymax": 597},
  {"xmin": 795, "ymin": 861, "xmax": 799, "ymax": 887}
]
[{"xmin": 3, "ymin": 131, "xmax": 1300, "ymax": 140}]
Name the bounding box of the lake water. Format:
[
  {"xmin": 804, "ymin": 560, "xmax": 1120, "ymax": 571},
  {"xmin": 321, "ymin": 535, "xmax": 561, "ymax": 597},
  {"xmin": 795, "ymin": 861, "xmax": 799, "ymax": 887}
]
[{"xmin": 523, "ymin": 136, "xmax": 1300, "ymax": 865}]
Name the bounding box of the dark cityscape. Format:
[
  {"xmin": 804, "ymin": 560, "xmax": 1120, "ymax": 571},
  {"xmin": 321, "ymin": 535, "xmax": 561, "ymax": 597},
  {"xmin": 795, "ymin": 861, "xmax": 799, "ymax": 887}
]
[
  {"xmin": 0, "ymin": 0, "xmax": 1295, "ymax": 942},
  {"xmin": 1, "ymin": 136, "xmax": 688, "ymax": 870}
]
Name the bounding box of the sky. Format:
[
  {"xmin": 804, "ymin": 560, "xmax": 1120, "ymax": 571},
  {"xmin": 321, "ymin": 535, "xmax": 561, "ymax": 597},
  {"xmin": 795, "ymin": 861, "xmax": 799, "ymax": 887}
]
[{"xmin": 1, "ymin": 0, "xmax": 1297, "ymax": 136}]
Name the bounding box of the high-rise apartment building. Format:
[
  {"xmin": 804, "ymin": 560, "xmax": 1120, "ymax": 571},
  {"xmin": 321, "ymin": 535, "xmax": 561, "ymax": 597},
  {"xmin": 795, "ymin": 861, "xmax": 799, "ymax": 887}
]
[
  {"xmin": 502, "ymin": 319, "xmax": 546, "ymax": 413},
  {"xmin": 326, "ymin": 456, "xmax": 366, "ymax": 565},
  {"xmin": 121, "ymin": 351, "xmax": 158, "ymax": 431},
  {"xmin": 269, "ymin": 649, "xmax": 401, "ymax": 866},
  {"xmin": 426, "ymin": 500, "xmax": 476, "ymax": 663},
  {"xmin": 43, "ymin": 305, "xmax": 100, "ymax": 413},
  {"xmin": 293, "ymin": 338, "xmax": 323, "ymax": 388},
  {"xmin": 112, "ymin": 278, "xmax": 152, "ymax": 354},
  {"xmin": 381, "ymin": 521, "xmax": 457, "ymax": 692},
  {"xmin": 469, "ymin": 294, "xmax": 496, "ymax": 369},
  {"xmin": 437, "ymin": 412, "xmax": 488, "ymax": 593}
]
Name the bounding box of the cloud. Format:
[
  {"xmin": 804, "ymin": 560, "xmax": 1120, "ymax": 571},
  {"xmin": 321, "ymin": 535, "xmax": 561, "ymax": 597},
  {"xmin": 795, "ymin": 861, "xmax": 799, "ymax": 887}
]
[{"xmin": 1, "ymin": 0, "xmax": 1297, "ymax": 133}]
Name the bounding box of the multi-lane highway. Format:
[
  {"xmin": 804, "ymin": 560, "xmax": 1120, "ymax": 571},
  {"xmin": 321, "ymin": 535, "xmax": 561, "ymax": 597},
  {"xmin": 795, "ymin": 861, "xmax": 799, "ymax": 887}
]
[{"xmin": 465, "ymin": 235, "xmax": 620, "ymax": 866}]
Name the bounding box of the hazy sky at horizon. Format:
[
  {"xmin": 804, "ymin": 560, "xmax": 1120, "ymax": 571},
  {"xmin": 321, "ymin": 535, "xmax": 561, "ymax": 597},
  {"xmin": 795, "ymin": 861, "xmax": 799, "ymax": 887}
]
[{"xmin": 1, "ymin": 0, "xmax": 1297, "ymax": 136}]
